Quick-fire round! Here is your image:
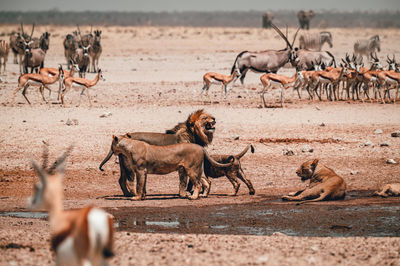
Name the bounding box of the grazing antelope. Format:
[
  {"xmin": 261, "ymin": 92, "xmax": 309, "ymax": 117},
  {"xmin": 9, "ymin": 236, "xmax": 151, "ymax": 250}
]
[
  {"xmin": 260, "ymin": 67, "xmax": 301, "ymax": 107},
  {"xmin": 0, "ymin": 40, "xmax": 10, "ymax": 74},
  {"xmin": 12, "ymin": 65, "xmax": 63, "ymax": 105},
  {"xmin": 27, "ymin": 144, "xmax": 114, "ymax": 266},
  {"xmin": 299, "ymin": 31, "xmax": 333, "ymax": 51},
  {"xmin": 201, "ymin": 68, "xmax": 241, "ymax": 95},
  {"xmin": 61, "ymin": 68, "xmax": 105, "ymax": 107},
  {"xmin": 89, "ymin": 30, "xmax": 102, "ymax": 72},
  {"xmin": 354, "ymin": 35, "xmax": 380, "ymax": 60},
  {"xmin": 231, "ymin": 23, "xmax": 299, "ymax": 84}
]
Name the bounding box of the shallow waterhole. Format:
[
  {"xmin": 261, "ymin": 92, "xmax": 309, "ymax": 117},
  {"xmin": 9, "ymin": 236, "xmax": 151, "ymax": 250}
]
[{"xmin": 1, "ymin": 199, "xmax": 399, "ymax": 237}]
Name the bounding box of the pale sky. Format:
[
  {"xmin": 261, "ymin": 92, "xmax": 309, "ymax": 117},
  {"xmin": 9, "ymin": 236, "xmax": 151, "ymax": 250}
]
[{"xmin": 1, "ymin": 0, "xmax": 399, "ymax": 12}]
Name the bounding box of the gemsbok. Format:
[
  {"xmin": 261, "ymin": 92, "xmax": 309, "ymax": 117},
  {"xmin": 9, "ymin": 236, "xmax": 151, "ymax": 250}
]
[
  {"xmin": 27, "ymin": 144, "xmax": 114, "ymax": 266},
  {"xmin": 61, "ymin": 68, "xmax": 105, "ymax": 107}
]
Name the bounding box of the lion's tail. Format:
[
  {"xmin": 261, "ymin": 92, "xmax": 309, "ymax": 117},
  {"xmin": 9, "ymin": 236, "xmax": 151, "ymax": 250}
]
[
  {"xmin": 203, "ymin": 149, "xmax": 234, "ymax": 168},
  {"xmin": 235, "ymin": 144, "xmax": 255, "ymax": 160},
  {"xmin": 99, "ymin": 148, "xmax": 114, "ymax": 171}
]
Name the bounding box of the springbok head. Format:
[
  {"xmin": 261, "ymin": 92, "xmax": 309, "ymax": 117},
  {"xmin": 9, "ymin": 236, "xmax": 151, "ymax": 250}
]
[
  {"xmin": 98, "ymin": 69, "xmax": 105, "ymax": 81},
  {"xmin": 94, "ymin": 30, "xmax": 102, "ymax": 44},
  {"xmin": 27, "ymin": 144, "xmax": 73, "ymax": 210},
  {"xmin": 370, "ymin": 52, "xmax": 383, "ymax": 70}
]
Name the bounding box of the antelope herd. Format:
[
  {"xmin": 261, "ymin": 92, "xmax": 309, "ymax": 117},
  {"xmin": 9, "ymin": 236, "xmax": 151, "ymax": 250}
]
[{"xmin": 0, "ymin": 22, "xmax": 398, "ymax": 108}]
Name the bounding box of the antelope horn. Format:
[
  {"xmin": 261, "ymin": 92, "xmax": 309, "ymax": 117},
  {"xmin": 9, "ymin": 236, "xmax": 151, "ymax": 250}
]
[
  {"xmin": 291, "ymin": 27, "xmax": 301, "ymax": 48},
  {"xmin": 41, "ymin": 141, "xmax": 49, "ymax": 170},
  {"xmin": 48, "ymin": 145, "xmax": 73, "ymax": 174},
  {"xmin": 20, "ymin": 22, "xmax": 25, "ymax": 39},
  {"xmin": 90, "ymin": 25, "xmax": 93, "ymax": 34},
  {"xmin": 270, "ymin": 22, "xmax": 292, "ymax": 50},
  {"xmin": 32, "ymin": 160, "xmax": 47, "ymax": 186},
  {"xmin": 30, "ymin": 23, "xmax": 35, "ymax": 39},
  {"xmin": 387, "ymin": 55, "xmax": 392, "ymax": 63}
]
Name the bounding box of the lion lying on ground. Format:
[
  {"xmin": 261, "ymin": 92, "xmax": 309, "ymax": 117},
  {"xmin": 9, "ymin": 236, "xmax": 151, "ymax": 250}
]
[
  {"xmin": 99, "ymin": 109, "xmax": 216, "ymax": 197},
  {"xmin": 282, "ymin": 159, "xmax": 347, "ymax": 205},
  {"xmin": 99, "ymin": 135, "xmax": 233, "ymax": 200},
  {"xmin": 374, "ymin": 183, "xmax": 400, "ymax": 197},
  {"xmin": 188, "ymin": 144, "xmax": 256, "ymax": 196}
]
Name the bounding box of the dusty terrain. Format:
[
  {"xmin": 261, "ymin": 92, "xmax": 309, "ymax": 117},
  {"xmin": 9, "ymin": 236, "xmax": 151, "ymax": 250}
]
[{"xmin": 0, "ymin": 25, "xmax": 400, "ymax": 265}]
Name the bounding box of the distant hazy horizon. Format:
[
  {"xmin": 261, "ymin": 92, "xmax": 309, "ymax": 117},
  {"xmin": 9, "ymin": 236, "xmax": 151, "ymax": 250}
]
[{"xmin": 2, "ymin": 0, "xmax": 400, "ymax": 12}]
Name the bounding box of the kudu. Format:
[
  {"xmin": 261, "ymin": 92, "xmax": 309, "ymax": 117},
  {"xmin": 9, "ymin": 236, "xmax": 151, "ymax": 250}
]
[{"xmin": 231, "ymin": 23, "xmax": 300, "ymax": 85}]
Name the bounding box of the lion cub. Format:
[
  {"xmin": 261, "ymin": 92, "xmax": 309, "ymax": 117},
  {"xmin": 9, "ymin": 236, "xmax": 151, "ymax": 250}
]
[
  {"xmin": 374, "ymin": 183, "xmax": 400, "ymax": 197},
  {"xmin": 282, "ymin": 159, "xmax": 347, "ymax": 204}
]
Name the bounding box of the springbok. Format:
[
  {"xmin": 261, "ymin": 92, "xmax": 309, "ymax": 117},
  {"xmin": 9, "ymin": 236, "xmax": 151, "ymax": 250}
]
[
  {"xmin": 27, "ymin": 144, "xmax": 114, "ymax": 266},
  {"xmin": 231, "ymin": 23, "xmax": 299, "ymax": 84},
  {"xmin": 310, "ymin": 64, "xmax": 349, "ymax": 101},
  {"xmin": 259, "ymin": 67, "xmax": 302, "ymax": 107},
  {"xmin": 89, "ymin": 30, "xmax": 102, "ymax": 72},
  {"xmin": 40, "ymin": 59, "xmax": 79, "ymax": 101},
  {"xmin": 61, "ymin": 68, "xmax": 105, "ymax": 107},
  {"xmin": 12, "ymin": 65, "xmax": 63, "ymax": 105},
  {"xmin": 201, "ymin": 68, "xmax": 241, "ymax": 96},
  {"xmin": 0, "ymin": 40, "xmax": 10, "ymax": 74}
]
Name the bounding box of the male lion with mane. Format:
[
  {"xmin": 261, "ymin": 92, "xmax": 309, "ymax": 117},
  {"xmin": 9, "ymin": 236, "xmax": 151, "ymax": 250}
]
[
  {"xmin": 100, "ymin": 135, "xmax": 233, "ymax": 200},
  {"xmin": 99, "ymin": 109, "xmax": 216, "ymax": 196}
]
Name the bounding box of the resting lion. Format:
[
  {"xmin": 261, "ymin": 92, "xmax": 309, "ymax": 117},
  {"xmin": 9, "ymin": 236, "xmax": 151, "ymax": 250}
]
[
  {"xmin": 374, "ymin": 183, "xmax": 400, "ymax": 197},
  {"xmin": 99, "ymin": 135, "xmax": 233, "ymax": 200},
  {"xmin": 282, "ymin": 159, "xmax": 347, "ymax": 205},
  {"xmin": 188, "ymin": 144, "xmax": 256, "ymax": 196},
  {"xmin": 99, "ymin": 109, "xmax": 216, "ymax": 197}
]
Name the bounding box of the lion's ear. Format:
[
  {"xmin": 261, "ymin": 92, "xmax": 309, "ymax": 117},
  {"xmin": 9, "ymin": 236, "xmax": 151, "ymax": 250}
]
[{"xmin": 311, "ymin": 159, "xmax": 319, "ymax": 169}]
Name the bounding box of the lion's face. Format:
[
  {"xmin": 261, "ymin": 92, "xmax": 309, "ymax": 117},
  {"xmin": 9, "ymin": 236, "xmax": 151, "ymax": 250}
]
[
  {"xmin": 296, "ymin": 159, "xmax": 319, "ymax": 181},
  {"xmin": 190, "ymin": 110, "xmax": 216, "ymax": 146}
]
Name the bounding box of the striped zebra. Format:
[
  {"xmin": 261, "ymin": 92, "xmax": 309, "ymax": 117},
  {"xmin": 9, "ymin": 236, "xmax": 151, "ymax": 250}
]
[
  {"xmin": 298, "ymin": 32, "xmax": 333, "ymax": 51},
  {"xmin": 354, "ymin": 35, "xmax": 380, "ymax": 60}
]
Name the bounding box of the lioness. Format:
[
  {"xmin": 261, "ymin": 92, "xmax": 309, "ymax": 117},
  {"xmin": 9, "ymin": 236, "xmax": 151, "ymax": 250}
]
[
  {"xmin": 282, "ymin": 159, "xmax": 346, "ymax": 204},
  {"xmin": 100, "ymin": 135, "xmax": 233, "ymax": 200},
  {"xmin": 188, "ymin": 144, "xmax": 256, "ymax": 196},
  {"xmin": 374, "ymin": 183, "xmax": 400, "ymax": 197},
  {"xmin": 99, "ymin": 109, "xmax": 216, "ymax": 197}
]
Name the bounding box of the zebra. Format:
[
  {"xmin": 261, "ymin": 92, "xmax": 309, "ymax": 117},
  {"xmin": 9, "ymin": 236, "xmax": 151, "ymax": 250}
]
[
  {"xmin": 298, "ymin": 32, "xmax": 333, "ymax": 51},
  {"xmin": 354, "ymin": 35, "xmax": 380, "ymax": 60}
]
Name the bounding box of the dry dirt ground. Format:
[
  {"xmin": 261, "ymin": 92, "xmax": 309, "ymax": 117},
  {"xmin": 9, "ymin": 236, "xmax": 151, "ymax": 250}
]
[{"xmin": 0, "ymin": 25, "xmax": 400, "ymax": 265}]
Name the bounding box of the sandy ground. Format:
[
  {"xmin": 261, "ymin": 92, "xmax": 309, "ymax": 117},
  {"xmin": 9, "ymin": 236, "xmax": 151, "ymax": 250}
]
[{"xmin": 0, "ymin": 25, "xmax": 400, "ymax": 265}]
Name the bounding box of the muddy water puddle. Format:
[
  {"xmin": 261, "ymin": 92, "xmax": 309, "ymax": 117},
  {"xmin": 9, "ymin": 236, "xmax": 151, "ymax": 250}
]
[{"xmin": 111, "ymin": 202, "xmax": 400, "ymax": 237}]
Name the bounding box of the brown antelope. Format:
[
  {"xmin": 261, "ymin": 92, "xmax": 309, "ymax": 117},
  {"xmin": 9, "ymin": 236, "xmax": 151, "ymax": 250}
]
[
  {"xmin": 260, "ymin": 67, "xmax": 301, "ymax": 107},
  {"xmin": 61, "ymin": 68, "xmax": 105, "ymax": 107},
  {"xmin": 40, "ymin": 59, "xmax": 79, "ymax": 100},
  {"xmin": 201, "ymin": 68, "xmax": 241, "ymax": 96},
  {"xmin": 89, "ymin": 30, "xmax": 102, "ymax": 72},
  {"xmin": 28, "ymin": 144, "xmax": 114, "ymax": 266},
  {"xmin": 63, "ymin": 33, "xmax": 78, "ymax": 69},
  {"xmin": 359, "ymin": 53, "xmax": 383, "ymax": 102},
  {"xmin": 377, "ymin": 55, "xmax": 399, "ymax": 103},
  {"xmin": 0, "ymin": 40, "xmax": 10, "ymax": 74},
  {"xmin": 310, "ymin": 64, "xmax": 349, "ymax": 101},
  {"xmin": 74, "ymin": 44, "xmax": 91, "ymax": 78},
  {"xmin": 12, "ymin": 65, "xmax": 63, "ymax": 105}
]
